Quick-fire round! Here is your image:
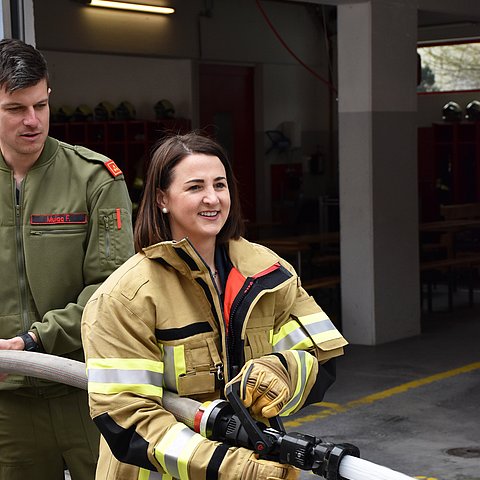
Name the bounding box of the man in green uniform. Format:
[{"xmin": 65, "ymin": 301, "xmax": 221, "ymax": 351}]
[{"xmin": 0, "ymin": 38, "xmax": 135, "ymax": 479}]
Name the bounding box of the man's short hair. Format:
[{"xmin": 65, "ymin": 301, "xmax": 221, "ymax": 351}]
[{"xmin": 0, "ymin": 38, "xmax": 49, "ymax": 92}]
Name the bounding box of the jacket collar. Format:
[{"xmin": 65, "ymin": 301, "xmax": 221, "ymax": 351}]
[
  {"xmin": 143, "ymin": 237, "xmax": 283, "ymax": 278},
  {"xmin": 0, "ymin": 136, "xmax": 59, "ymax": 172}
]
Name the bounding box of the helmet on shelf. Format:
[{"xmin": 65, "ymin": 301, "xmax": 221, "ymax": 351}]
[
  {"xmin": 154, "ymin": 99, "xmax": 175, "ymax": 119},
  {"xmin": 94, "ymin": 101, "xmax": 115, "ymax": 121},
  {"xmin": 442, "ymin": 101, "xmax": 462, "ymax": 122},
  {"xmin": 465, "ymin": 100, "xmax": 480, "ymax": 121},
  {"xmin": 55, "ymin": 105, "xmax": 75, "ymax": 122},
  {"xmin": 73, "ymin": 104, "xmax": 93, "ymax": 121},
  {"xmin": 115, "ymin": 101, "xmax": 136, "ymax": 120}
]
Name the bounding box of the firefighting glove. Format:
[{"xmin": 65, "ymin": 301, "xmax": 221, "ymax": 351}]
[
  {"xmin": 241, "ymin": 452, "xmax": 300, "ymax": 480},
  {"xmin": 225, "ymin": 354, "xmax": 291, "ymax": 418}
]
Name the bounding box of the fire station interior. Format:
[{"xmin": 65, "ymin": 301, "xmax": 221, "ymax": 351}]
[{"xmin": 13, "ymin": 1, "xmax": 480, "ymax": 478}]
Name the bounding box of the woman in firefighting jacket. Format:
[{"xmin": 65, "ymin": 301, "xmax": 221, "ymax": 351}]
[{"xmin": 81, "ymin": 132, "xmax": 347, "ymax": 480}]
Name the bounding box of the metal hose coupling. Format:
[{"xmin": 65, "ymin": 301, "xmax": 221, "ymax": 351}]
[{"xmin": 312, "ymin": 442, "xmax": 361, "ymax": 480}]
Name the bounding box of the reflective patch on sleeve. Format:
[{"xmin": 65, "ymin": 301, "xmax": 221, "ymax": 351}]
[
  {"xmin": 154, "ymin": 423, "xmax": 205, "ymax": 480},
  {"xmin": 105, "ymin": 159, "xmax": 123, "ymax": 177},
  {"xmin": 272, "ymin": 320, "xmax": 314, "ymax": 352},
  {"xmin": 273, "ymin": 312, "xmax": 344, "ymax": 352},
  {"xmin": 87, "ymin": 358, "xmax": 163, "ymax": 397}
]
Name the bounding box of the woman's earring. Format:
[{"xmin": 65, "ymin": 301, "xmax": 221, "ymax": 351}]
[{"xmin": 162, "ymin": 207, "xmax": 168, "ymax": 214}]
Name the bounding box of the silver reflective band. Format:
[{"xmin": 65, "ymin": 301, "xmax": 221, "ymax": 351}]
[{"xmin": 88, "ymin": 368, "xmax": 163, "ymax": 387}]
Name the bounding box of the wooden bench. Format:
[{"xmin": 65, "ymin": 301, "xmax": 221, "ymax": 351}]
[{"xmin": 420, "ymin": 254, "xmax": 480, "ymax": 312}]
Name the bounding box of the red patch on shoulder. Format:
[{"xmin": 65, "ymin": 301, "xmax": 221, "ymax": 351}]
[{"xmin": 105, "ymin": 160, "xmax": 122, "ymax": 177}]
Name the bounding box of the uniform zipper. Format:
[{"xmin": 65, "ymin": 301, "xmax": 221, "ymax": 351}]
[
  {"xmin": 31, "ymin": 228, "xmax": 85, "ymax": 235},
  {"xmin": 103, "ymin": 215, "xmax": 111, "ymax": 258},
  {"xmin": 14, "ymin": 184, "xmax": 34, "ymax": 386},
  {"xmin": 227, "ymin": 279, "xmax": 255, "ymax": 378}
]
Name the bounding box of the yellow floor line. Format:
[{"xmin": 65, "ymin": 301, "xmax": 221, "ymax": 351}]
[{"xmin": 284, "ymin": 361, "xmax": 480, "ymax": 428}]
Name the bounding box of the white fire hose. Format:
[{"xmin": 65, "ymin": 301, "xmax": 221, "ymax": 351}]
[{"xmin": 0, "ymin": 350, "xmax": 416, "ymax": 480}]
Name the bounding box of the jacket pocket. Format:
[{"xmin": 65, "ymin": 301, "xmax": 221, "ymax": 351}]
[
  {"xmin": 244, "ymin": 315, "xmax": 274, "ymax": 361},
  {"xmin": 98, "ymin": 208, "xmax": 133, "ymax": 268},
  {"xmin": 163, "ymin": 335, "xmax": 223, "ymax": 397}
]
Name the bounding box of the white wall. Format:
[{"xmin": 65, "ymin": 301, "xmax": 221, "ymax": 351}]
[{"xmin": 43, "ymin": 51, "xmax": 193, "ymax": 121}]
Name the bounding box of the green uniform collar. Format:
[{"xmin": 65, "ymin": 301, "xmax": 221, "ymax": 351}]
[{"xmin": 0, "ymin": 136, "xmax": 59, "ymax": 172}]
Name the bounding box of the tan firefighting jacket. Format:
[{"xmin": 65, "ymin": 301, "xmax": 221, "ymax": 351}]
[{"xmin": 81, "ymin": 237, "xmax": 347, "ymax": 480}]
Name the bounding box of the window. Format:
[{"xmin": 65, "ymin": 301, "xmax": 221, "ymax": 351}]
[{"xmin": 417, "ymin": 41, "xmax": 480, "ymax": 93}]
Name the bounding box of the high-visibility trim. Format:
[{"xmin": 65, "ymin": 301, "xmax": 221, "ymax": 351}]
[
  {"xmin": 87, "ymin": 358, "xmax": 164, "ymax": 397},
  {"xmin": 154, "ymin": 423, "xmax": 205, "ymax": 480},
  {"xmin": 272, "ymin": 321, "xmax": 314, "ymax": 351},
  {"xmin": 161, "ymin": 345, "xmax": 186, "ymax": 392},
  {"xmin": 279, "ymin": 350, "xmax": 315, "ymax": 416},
  {"xmin": 88, "ymin": 358, "xmax": 164, "ymax": 372},
  {"xmin": 89, "ymin": 382, "xmax": 163, "ymax": 397},
  {"xmin": 272, "ymin": 312, "xmax": 340, "ymax": 351},
  {"xmin": 88, "ymin": 367, "xmax": 163, "ymax": 386},
  {"xmin": 138, "ymin": 468, "xmax": 172, "ymax": 479}
]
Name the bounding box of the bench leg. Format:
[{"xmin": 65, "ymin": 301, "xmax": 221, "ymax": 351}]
[{"xmin": 447, "ymin": 267, "xmax": 453, "ymax": 312}]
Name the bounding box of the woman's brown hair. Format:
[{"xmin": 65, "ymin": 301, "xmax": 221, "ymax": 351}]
[{"xmin": 134, "ymin": 132, "xmax": 245, "ymax": 251}]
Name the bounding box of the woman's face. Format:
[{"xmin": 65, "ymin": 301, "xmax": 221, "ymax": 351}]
[{"xmin": 157, "ymin": 153, "xmax": 231, "ymax": 245}]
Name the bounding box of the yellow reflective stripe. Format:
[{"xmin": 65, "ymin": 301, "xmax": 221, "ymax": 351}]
[
  {"xmin": 280, "ymin": 350, "xmax": 316, "ymax": 416},
  {"xmin": 88, "ymin": 358, "xmax": 163, "ymax": 373},
  {"xmin": 87, "ymin": 358, "xmax": 164, "ymax": 398},
  {"xmin": 162, "ymin": 345, "xmax": 185, "ymax": 392},
  {"xmin": 273, "ymin": 311, "xmax": 341, "ymax": 352},
  {"xmin": 174, "ymin": 345, "xmax": 186, "ymax": 390},
  {"xmin": 154, "ymin": 423, "xmax": 205, "ymax": 480},
  {"xmin": 272, "ymin": 320, "xmax": 314, "ymax": 351},
  {"xmin": 90, "ymin": 382, "xmax": 163, "ymax": 397},
  {"xmin": 139, "ymin": 468, "xmax": 171, "ymax": 480}
]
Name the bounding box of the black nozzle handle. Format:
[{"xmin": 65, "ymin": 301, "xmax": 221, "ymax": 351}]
[{"xmin": 225, "ymin": 380, "xmax": 276, "ymax": 454}]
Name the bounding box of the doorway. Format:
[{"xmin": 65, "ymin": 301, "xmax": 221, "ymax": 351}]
[{"xmin": 198, "ymin": 64, "xmax": 256, "ymax": 222}]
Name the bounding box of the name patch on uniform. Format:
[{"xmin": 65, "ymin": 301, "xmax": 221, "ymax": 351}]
[
  {"xmin": 30, "ymin": 213, "xmax": 88, "ymax": 225},
  {"xmin": 105, "ymin": 160, "xmax": 123, "ymax": 177}
]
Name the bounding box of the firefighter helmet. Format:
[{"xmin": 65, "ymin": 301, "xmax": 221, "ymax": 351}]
[
  {"xmin": 442, "ymin": 101, "xmax": 462, "ymax": 122},
  {"xmin": 465, "ymin": 100, "xmax": 480, "ymax": 121}
]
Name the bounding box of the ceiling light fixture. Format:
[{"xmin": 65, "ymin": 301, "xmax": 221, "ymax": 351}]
[{"xmin": 88, "ymin": 0, "xmax": 174, "ymax": 15}]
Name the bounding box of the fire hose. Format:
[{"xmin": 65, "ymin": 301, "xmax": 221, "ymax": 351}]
[{"xmin": 0, "ymin": 350, "xmax": 416, "ymax": 480}]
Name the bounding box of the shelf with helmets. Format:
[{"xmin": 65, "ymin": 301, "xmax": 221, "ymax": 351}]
[
  {"xmin": 418, "ymin": 101, "xmax": 480, "ymax": 221},
  {"xmin": 49, "ymin": 100, "xmax": 191, "ymax": 194}
]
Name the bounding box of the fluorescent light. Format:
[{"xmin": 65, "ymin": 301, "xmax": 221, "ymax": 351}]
[{"xmin": 89, "ymin": 1, "xmax": 174, "ymax": 14}]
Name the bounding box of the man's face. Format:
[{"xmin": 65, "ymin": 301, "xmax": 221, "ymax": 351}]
[{"xmin": 0, "ymin": 78, "xmax": 50, "ymax": 163}]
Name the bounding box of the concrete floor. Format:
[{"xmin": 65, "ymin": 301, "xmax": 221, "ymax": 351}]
[{"xmin": 287, "ymin": 293, "xmax": 480, "ymax": 480}]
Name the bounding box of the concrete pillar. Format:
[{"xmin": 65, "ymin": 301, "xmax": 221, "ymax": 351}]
[
  {"xmin": 0, "ymin": 0, "xmax": 35, "ymax": 43},
  {"xmin": 338, "ymin": 0, "xmax": 421, "ymax": 344}
]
